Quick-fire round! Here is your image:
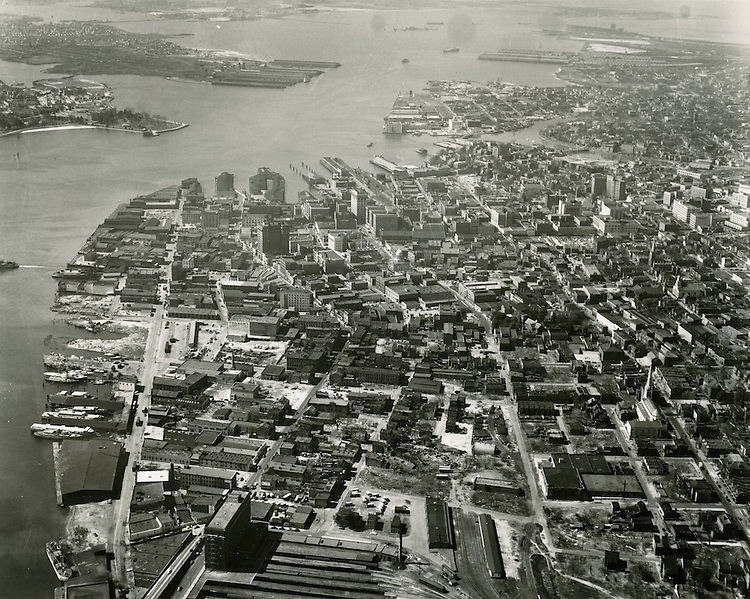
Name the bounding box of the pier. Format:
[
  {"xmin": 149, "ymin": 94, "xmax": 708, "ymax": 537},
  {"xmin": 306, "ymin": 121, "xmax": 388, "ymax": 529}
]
[
  {"xmin": 271, "ymin": 59, "xmax": 342, "ymax": 69},
  {"xmin": 52, "ymin": 442, "xmax": 63, "ymax": 506},
  {"xmin": 479, "ymin": 50, "xmax": 576, "ymax": 64}
]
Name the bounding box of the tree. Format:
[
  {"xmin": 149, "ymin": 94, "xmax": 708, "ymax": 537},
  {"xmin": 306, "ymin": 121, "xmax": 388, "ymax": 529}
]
[
  {"xmin": 72, "ymin": 525, "xmax": 88, "ymax": 546},
  {"xmin": 334, "ymin": 507, "xmax": 365, "ymax": 531}
]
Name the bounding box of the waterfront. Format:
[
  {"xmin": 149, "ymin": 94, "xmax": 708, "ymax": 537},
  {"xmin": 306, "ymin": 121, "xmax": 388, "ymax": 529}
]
[
  {"xmin": 0, "ymin": 2, "xmax": 746, "ymax": 596},
  {"xmin": 0, "ymin": 268, "xmax": 66, "ymax": 595}
]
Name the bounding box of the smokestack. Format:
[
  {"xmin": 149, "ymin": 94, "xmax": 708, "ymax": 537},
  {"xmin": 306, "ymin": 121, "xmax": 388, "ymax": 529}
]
[{"xmin": 398, "ymin": 521, "xmax": 404, "ymax": 567}]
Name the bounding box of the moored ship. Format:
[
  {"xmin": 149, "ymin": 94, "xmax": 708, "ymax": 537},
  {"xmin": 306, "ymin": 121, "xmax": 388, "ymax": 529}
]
[
  {"xmin": 31, "ymin": 423, "xmax": 96, "ymax": 440},
  {"xmin": 45, "ymin": 541, "xmax": 74, "ymax": 581},
  {"xmin": 42, "ymin": 410, "xmax": 104, "ymax": 421},
  {"xmin": 44, "ymin": 370, "xmax": 89, "ymax": 383}
]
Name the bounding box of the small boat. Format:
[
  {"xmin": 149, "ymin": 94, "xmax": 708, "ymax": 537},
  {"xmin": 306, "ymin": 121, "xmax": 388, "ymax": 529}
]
[
  {"xmin": 402, "ymin": 58, "xmax": 410, "ymax": 64},
  {"xmin": 367, "ymin": 142, "xmax": 374, "ymax": 148},
  {"xmin": 443, "ymin": 47, "xmax": 460, "ymax": 53},
  {"xmin": 143, "ymin": 129, "xmax": 160, "ymax": 137},
  {"xmin": 0, "ymin": 260, "xmax": 19, "ymax": 270},
  {"xmin": 416, "ymin": 148, "xmax": 428, "ymax": 155}
]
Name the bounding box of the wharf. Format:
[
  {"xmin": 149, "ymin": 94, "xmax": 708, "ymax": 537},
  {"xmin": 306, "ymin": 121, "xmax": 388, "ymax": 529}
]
[
  {"xmin": 320, "ymin": 156, "xmax": 353, "ymax": 177},
  {"xmin": 52, "ymin": 441, "xmax": 63, "ymax": 506},
  {"xmin": 211, "ymin": 79, "xmax": 288, "ymax": 88},
  {"xmin": 271, "ymin": 59, "xmax": 341, "ymax": 69},
  {"xmin": 212, "ymin": 69, "xmax": 312, "ymax": 88},
  {"xmin": 479, "ymin": 50, "xmax": 575, "ymax": 64}
]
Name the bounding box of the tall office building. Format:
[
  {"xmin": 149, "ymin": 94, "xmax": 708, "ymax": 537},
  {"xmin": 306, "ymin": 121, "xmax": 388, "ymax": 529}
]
[
  {"xmin": 351, "ymin": 189, "xmax": 370, "ymax": 225},
  {"xmin": 257, "ymin": 222, "xmax": 290, "ymax": 255},
  {"xmin": 606, "ymin": 175, "xmax": 627, "ymax": 201},
  {"xmin": 204, "ymin": 491, "xmax": 253, "ymax": 570},
  {"xmin": 590, "ymin": 174, "xmax": 607, "ymax": 198},
  {"xmin": 215, "ymin": 172, "xmax": 235, "ymax": 197},
  {"xmin": 249, "ymin": 167, "xmax": 285, "ymax": 203},
  {"xmin": 181, "ymin": 177, "xmax": 203, "ymax": 197}
]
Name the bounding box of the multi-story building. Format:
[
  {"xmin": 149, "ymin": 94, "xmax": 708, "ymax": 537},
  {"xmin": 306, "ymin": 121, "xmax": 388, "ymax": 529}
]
[
  {"xmin": 727, "ymin": 210, "xmax": 750, "ymax": 231},
  {"xmin": 201, "ymin": 208, "xmax": 220, "ymax": 230},
  {"xmin": 257, "ymin": 222, "xmax": 289, "ymax": 255},
  {"xmin": 328, "ymin": 231, "xmax": 347, "ymax": 252},
  {"xmin": 688, "ymin": 212, "xmax": 713, "ymax": 229},
  {"xmin": 199, "ymin": 448, "xmax": 255, "ymax": 472},
  {"xmin": 592, "ymin": 215, "xmax": 640, "ymax": 237},
  {"xmin": 204, "ymin": 490, "xmax": 255, "ymax": 570},
  {"xmin": 672, "ymin": 199, "xmax": 700, "ymax": 223},
  {"xmin": 370, "ymin": 212, "xmax": 399, "ymax": 236},
  {"xmin": 351, "ymin": 189, "xmax": 370, "ymax": 225},
  {"xmin": 590, "ymin": 173, "xmax": 607, "ymax": 197},
  {"xmin": 249, "ymin": 167, "xmax": 285, "ymax": 203},
  {"xmin": 215, "ymin": 172, "xmax": 234, "ymax": 197},
  {"xmin": 606, "ymin": 175, "xmax": 627, "ymax": 201},
  {"xmin": 280, "ymin": 286, "xmax": 312, "ymax": 311},
  {"xmin": 178, "ymin": 465, "xmax": 237, "ymax": 490}
]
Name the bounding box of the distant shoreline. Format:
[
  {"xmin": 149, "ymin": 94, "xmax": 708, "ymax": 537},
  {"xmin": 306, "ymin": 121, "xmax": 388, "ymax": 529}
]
[{"xmin": 0, "ymin": 122, "xmax": 189, "ymax": 139}]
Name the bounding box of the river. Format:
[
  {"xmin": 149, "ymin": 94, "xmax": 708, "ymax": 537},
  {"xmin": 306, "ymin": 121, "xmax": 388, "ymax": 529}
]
[{"xmin": 0, "ymin": 1, "xmax": 743, "ymax": 596}]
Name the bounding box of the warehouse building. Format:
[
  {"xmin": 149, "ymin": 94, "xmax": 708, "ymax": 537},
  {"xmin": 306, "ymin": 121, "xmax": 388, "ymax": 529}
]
[
  {"xmin": 477, "ymin": 514, "xmax": 505, "ymax": 579},
  {"xmin": 205, "ymin": 490, "xmax": 267, "ymax": 571},
  {"xmin": 196, "ymin": 530, "xmax": 392, "ymax": 599},
  {"xmin": 59, "ymin": 439, "xmax": 128, "ymax": 506},
  {"xmin": 425, "ymin": 496, "xmax": 454, "ymax": 549}
]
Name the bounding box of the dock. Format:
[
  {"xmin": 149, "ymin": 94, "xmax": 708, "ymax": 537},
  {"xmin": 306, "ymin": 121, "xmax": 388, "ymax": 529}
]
[
  {"xmin": 320, "ymin": 156, "xmax": 353, "ymax": 177},
  {"xmin": 369, "ymin": 155, "xmax": 406, "ymax": 174},
  {"xmin": 479, "ymin": 50, "xmax": 576, "ymax": 64},
  {"xmin": 271, "ymin": 59, "xmax": 342, "ymax": 69},
  {"xmin": 212, "ymin": 59, "xmax": 340, "ymax": 89},
  {"xmin": 52, "ymin": 441, "xmax": 63, "ymax": 506}
]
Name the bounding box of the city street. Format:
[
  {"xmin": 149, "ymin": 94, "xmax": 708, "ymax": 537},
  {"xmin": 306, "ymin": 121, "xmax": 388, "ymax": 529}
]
[
  {"xmin": 607, "ymin": 407, "xmax": 667, "ymax": 536},
  {"xmin": 669, "ymin": 416, "xmax": 750, "ymax": 543},
  {"xmin": 113, "ymin": 304, "xmax": 166, "ymax": 586}
]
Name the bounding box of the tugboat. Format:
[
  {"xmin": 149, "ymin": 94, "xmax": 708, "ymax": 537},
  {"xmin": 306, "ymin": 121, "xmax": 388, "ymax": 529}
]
[
  {"xmin": 0, "ymin": 260, "xmax": 18, "ymax": 270},
  {"xmin": 45, "ymin": 541, "xmax": 74, "ymax": 581}
]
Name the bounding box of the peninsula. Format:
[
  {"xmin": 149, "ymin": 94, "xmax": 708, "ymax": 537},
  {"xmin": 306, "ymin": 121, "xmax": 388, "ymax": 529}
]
[
  {"xmin": 0, "ymin": 77, "xmax": 186, "ymax": 136},
  {"xmin": 36, "ymin": 129, "xmax": 750, "ymax": 599},
  {"xmin": 0, "ymin": 18, "xmax": 339, "ymax": 88}
]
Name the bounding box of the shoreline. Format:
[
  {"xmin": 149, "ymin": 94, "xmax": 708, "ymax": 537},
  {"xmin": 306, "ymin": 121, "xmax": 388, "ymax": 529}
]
[{"xmin": 0, "ymin": 122, "xmax": 189, "ymax": 139}]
